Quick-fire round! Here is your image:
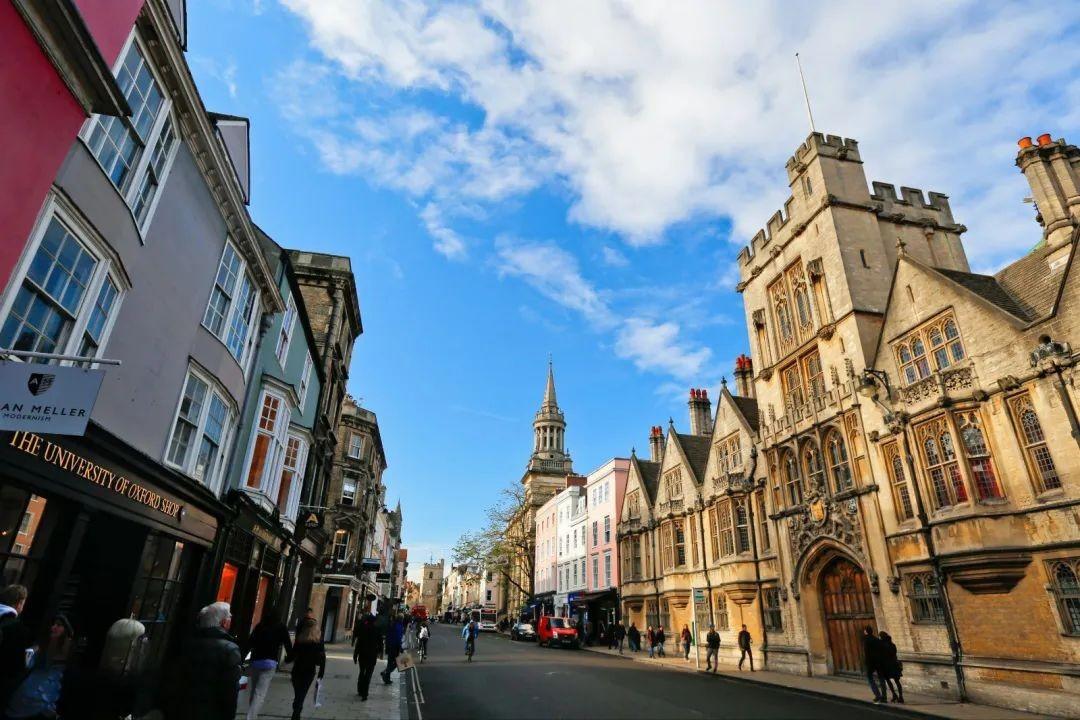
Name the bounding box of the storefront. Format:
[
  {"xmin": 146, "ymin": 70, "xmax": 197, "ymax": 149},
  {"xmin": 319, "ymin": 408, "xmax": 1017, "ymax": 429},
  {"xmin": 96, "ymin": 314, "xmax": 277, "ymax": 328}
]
[
  {"xmin": 213, "ymin": 491, "xmax": 296, "ymax": 643},
  {"xmin": 574, "ymin": 589, "xmax": 619, "ymax": 644},
  {"xmin": 0, "ymin": 427, "xmax": 224, "ymax": 715}
]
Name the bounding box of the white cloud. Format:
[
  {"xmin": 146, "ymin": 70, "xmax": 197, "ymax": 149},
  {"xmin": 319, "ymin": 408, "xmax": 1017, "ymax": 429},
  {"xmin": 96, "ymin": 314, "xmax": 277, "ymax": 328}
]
[
  {"xmin": 278, "ymin": 0, "xmax": 1079, "ymax": 269},
  {"xmin": 616, "ymin": 318, "xmax": 712, "ymax": 381},
  {"xmin": 421, "ymin": 203, "xmax": 468, "ymax": 260},
  {"xmin": 600, "ymin": 246, "xmax": 629, "ymax": 268}
]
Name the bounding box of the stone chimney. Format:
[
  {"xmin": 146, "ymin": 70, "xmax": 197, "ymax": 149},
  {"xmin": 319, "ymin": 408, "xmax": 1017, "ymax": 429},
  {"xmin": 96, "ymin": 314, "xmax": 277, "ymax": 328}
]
[
  {"xmin": 688, "ymin": 389, "xmax": 712, "ymax": 436},
  {"xmin": 734, "ymin": 354, "xmax": 754, "ymax": 398},
  {"xmin": 648, "ymin": 425, "xmax": 664, "ymax": 463},
  {"xmin": 1016, "ymin": 134, "xmax": 1080, "ymax": 250}
]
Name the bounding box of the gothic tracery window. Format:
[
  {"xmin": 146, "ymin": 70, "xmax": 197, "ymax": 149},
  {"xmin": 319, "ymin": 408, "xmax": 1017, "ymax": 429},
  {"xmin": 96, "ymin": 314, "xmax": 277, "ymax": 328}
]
[
  {"xmin": 783, "ymin": 450, "xmax": 803, "ymax": 506},
  {"xmin": 894, "ymin": 312, "xmax": 966, "ymax": 385},
  {"xmin": 882, "ymin": 441, "xmax": 914, "ymax": 521},
  {"xmin": 907, "ymin": 572, "xmax": 946, "ymax": 624},
  {"xmin": 956, "ymin": 411, "xmax": 1002, "ymax": 500},
  {"xmin": 826, "ymin": 430, "xmax": 854, "ymax": 493},
  {"xmin": 916, "ymin": 417, "xmax": 968, "ymax": 510},
  {"xmin": 1008, "ymin": 393, "xmax": 1061, "ymax": 493},
  {"xmin": 1048, "ymin": 560, "xmax": 1080, "ymax": 635}
]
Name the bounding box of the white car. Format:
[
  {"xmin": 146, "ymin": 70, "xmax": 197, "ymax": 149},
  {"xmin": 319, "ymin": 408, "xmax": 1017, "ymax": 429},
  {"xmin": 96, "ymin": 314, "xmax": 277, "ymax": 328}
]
[{"xmin": 478, "ymin": 620, "xmax": 498, "ymax": 632}]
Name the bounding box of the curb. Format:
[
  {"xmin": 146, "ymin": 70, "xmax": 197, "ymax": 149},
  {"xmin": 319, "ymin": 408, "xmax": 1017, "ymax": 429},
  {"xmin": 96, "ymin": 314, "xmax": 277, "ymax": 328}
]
[{"xmin": 580, "ymin": 646, "xmax": 938, "ymax": 719}]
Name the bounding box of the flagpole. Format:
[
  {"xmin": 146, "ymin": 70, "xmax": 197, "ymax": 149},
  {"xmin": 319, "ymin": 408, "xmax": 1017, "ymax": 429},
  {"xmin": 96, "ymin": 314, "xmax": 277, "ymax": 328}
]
[{"xmin": 795, "ymin": 52, "xmax": 816, "ymax": 133}]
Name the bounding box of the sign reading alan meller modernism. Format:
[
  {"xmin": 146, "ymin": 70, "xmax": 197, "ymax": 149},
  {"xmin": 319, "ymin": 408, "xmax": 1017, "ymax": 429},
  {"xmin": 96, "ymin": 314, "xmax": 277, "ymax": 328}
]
[{"xmin": 0, "ymin": 363, "xmax": 104, "ymax": 435}]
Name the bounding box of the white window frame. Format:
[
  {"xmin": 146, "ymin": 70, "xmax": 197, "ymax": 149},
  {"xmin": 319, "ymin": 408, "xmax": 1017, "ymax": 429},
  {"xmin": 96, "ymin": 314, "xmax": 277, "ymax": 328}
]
[
  {"xmin": 277, "ymin": 432, "xmax": 308, "ymax": 523},
  {"xmin": 348, "ymin": 433, "xmax": 364, "ymax": 459},
  {"xmin": 275, "ymin": 293, "xmax": 296, "ymax": 367},
  {"xmin": 604, "ymin": 551, "xmax": 612, "ymax": 588},
  {"xmin": 341, "ymin": 472, "xmax": 359, "ymax": 506},
  {"xmin": 298, "ymin": 351, "xmax": 313, "ymax": 408},
  {"xmin": 240, "ymin": 387, "xmax": 292, "ymax": 503},
  {"xmin": 0, "ymin": 193, "xmax": 128, "ymax": 363},
  {"xmin": 79, "ymin": 31, "xmax": 178, "ymax": 236},
  {"xmin": 201, "ymin": 239, "xmax": 261, "ymax": 371},
  {"xmin": 163, "ymin": 364, "xmax": 236, "ymax": 494}
]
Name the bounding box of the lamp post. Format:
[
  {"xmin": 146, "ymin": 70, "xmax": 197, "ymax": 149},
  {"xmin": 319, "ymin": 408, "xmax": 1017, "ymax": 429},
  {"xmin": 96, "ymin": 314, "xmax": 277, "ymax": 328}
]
[{"xmin": 855, "ymin": 368, "xmax": 967, "ymax": 702}]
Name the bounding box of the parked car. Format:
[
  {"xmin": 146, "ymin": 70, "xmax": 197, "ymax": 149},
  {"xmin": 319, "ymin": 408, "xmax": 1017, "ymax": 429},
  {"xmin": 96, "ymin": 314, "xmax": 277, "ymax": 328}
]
[
  {"xmin": 537, "ymin": 616, "xmax": 579, "ymax": 649},
  {"xmin": 511, "ymin": 621, "xmax": 536, "ymax": 641},
  {"xmin": 479, "ymin": 620, "xmax": 498, "ymax": 632}
]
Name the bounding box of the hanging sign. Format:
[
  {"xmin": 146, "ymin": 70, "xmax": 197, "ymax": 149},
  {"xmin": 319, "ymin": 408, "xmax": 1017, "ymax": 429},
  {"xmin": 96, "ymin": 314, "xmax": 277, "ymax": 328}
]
[{"xmin": 0, "ymin": 363, "xmax": 104, "ymax": 435}]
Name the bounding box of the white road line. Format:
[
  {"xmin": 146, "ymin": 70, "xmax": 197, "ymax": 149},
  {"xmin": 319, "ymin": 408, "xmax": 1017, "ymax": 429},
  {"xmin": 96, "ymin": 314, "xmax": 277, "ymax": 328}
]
[{"xmin": 410, "ymin": 665, "xmax": 425, "ymax": 720}]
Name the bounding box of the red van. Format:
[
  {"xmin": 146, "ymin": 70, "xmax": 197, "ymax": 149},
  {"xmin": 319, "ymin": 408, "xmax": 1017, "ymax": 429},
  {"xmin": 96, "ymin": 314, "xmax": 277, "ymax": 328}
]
[{"xmin": 537, "ymin": 616, "xmax": 579, "ymax": 649}]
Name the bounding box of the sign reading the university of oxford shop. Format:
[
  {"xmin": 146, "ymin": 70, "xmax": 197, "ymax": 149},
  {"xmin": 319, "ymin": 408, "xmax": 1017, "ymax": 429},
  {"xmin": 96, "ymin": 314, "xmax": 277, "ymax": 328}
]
[
  {"xmin": 7, "ymin": 431, "xmax": 182, "ymax": 520},
  {"xmin": 0, "ymin": 363, "xmax": 104, "ymax": 435}
]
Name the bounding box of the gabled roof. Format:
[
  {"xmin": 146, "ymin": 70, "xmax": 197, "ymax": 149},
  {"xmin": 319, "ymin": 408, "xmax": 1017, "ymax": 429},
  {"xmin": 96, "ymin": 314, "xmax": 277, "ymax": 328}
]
[
  {"xmin": 673, "ymin": 433, "xmax": 710, "ymax": 485},
  {"xmin": 931, "ymin": 267, "xmax": 1033, "ymax": 322},
  {"xmin": 731, "ymin": 396, "xmax": 760, "ymax": 432},
  {"xmin": 632, "ymin": 455, "xmax": 662, "ymax": 503},
  {"xmin": 994, "ymin": 243, "xmax": 1073, "ymax": 321}
]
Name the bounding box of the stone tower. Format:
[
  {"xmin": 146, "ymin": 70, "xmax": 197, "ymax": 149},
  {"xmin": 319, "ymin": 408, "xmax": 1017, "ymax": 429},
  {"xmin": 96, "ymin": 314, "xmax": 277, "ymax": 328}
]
[{"xmin": 529, "ymin": 360, "xmax": 572, "ymax": 475}]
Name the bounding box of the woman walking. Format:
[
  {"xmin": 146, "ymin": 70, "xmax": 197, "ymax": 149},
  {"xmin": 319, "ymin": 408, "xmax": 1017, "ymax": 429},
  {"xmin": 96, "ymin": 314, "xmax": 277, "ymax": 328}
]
[
  {"xmin": 681, "ymin": 625, "xmax": 692, "ymax": 660},
  {"xmin": 290, "ymin": 618, "xmax": 326, "ymax": 720},
  {"xmin": 879, "ymin": 631, "xmax": 904, "ymax": 703},
  {"xmin": 655, "ymin": 626, "xmax": 667, "ymax": 657},
  {"xmin": 4, "ymin": 614, "xmax": 75, "ymax": 720},
  {"xmin": 245, "ymin": 605, "xmax": 293, "ymax": 719},
  {"xmin": 646, "ymin": 626, "xmax": 655, "ymax": 658}
]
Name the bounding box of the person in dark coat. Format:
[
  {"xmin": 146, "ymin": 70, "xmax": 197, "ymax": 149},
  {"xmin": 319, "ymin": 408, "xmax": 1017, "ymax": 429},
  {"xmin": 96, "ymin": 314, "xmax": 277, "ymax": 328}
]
[
  {"xmin": 655, "ymin": 626, "xmax": 666, "ymax": 657},
  {"xmin": 862, "ymin": 626, "xmax": 885, "ymax": 703},
  {"xmin": 353, "ymin": 604, "xmax": 382, "ymax": 701},
  {"xmin": 705, "ymin": 625, "xmax": 721, "ymax": 672},
  {"xmin": 290, "ymin": 619, "xmax": 326, "ymax": 720},
  {"xmin": 244, "ymin": 605, "xmax": 293, "ymax": 720},
  {"xmin": 681, "ymin": 625, "xmax": 692, "ymax": 660},
  {"xmin": 737, "ymin": 625, "xmax": 754, "ymax": 671},
  {"xmin": 878, "ymin": 631, "xmax": 904, "ymax": 703},
  {"xmin": 174, "ymin": 602, "xmax": 242, "ymax": 720},
  {"xmin": 614, "ymin": 622, "xmax": 626, "ymax": 654},
  {"xmin": 380, "ymin": 614, "xmax": 405, "ymax": 684},
  {"xmin": 627, "ymin": 624, "xmax": 640, "ymax": 653},
  {"xmin": 0, "ymin": 585, "xmax": 33, "ymax": 712}
]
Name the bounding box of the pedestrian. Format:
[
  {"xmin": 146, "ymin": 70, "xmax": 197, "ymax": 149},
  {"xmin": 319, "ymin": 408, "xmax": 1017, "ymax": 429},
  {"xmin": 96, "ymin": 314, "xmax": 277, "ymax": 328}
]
[
  {"xmin": 862, "ymin": 626, "xmax": 885, "ymax": 703},
  {"xmin": 245, "ymin": 604, "xmax": 293, "ymax": 720},
  {"xmin": 681, "ymin": 624, "xmax": 692, "ymax": 660},
  {"xmin": 173, "ymin": 601, "xmax": 242, "ymax": 720},
  {"xmin": 646, "ymin": 626, "xmax": 655, "ymax": 658},
  {"xmin": 655, "ymin": 626, "xmax": 666, "ymax": 657},
  {"xmin": 705, "ymin": 625, "xmax": 720, "ymax": 673},
  {"xmin": 879, "ymin": 631, "xmax": 904, "ymax": 704},
  {"xmin": 353, "ymin": 599, "xmax": 382, "ymax": 701},
  {"xmin": 614, "ymin": 622, "xmax": 626, "ymax": 654},
  {"xmin": 294, "ymin": 607, "xmax": 315, "ymax": 635},
  {"xmin": 290, "ymin": 618, "xmax": 326, "ymax": 720},
  {"xmin": 4, "ymin": 613, "xmax": 75, "ymax": 720},
  {"xmin": 381, "ymin": 614, "xmax": 405, "ymax": 684},
  {"xmin": 0, "ymin": 584, "xmax": 33, "ymax": 712},
  {"xmin": 737, "ymin": 624, "xmax": 754, "ymax": 671},
  {"xmin": 628, "ymin": 624, "xmax": 640, "ymax": 653}
]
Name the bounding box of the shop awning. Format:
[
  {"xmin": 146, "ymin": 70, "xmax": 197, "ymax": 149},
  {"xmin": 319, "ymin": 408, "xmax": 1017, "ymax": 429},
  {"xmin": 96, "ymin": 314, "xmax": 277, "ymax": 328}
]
[{"xmin": 570, "ymin": 589, "xmax": 618, "ymax": 606}]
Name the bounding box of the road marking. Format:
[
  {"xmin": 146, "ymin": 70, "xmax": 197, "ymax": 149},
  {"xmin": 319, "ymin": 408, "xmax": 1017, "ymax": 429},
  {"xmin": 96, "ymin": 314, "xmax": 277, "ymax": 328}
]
[{"xmin": 410, "ymin": 665, "xmax": 425, "ymax": 720}]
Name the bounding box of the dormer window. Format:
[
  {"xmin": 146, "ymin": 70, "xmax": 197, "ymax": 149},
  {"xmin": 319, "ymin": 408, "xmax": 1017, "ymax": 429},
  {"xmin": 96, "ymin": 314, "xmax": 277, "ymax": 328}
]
[
  {"xmin": 664, "ymin": 468, "xmax": 683, "ymax": 498},
  {"xmin": 893, "ymin": 312, "xmax": 966, "ymax": 385}
]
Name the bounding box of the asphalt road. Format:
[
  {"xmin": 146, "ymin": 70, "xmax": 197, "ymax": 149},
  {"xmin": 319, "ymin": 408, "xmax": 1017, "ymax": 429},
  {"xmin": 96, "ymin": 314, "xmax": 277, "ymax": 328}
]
[{"xmin": 406, "ymin": 622, "xmax": 915, "ymax": 720}]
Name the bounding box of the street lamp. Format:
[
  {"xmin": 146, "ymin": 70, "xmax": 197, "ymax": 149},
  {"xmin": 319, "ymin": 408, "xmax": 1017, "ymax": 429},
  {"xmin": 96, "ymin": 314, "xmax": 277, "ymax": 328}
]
[{"xmin": 856, "ymin": 368, "xmax": 906, "ymax": 429}]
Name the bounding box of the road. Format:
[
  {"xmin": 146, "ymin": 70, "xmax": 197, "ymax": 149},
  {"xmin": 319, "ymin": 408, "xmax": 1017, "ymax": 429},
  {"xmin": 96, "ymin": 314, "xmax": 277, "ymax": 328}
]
[{"xmin": 406, "ymin": 622, "xmax": 914, "ymax": 720}]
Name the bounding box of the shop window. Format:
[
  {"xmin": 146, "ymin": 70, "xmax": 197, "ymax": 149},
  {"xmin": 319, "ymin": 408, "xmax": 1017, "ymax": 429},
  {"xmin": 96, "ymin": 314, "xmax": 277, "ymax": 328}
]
[
  {"xmin": 893, "ymin": 312, "xmax": 966, "ymax": 386},
  {"xmin": 907, "ymin": 572, "xmax": 946, "ymax": 624},
  {"xmin": 1047, "ymin": 559, "xmax": 1080, "ymax": 635},
  {"xmin": 882, "ymin": 442, "xmax": 915, "ymax": 521},
  {"xmin": 83, "ymin": 35, "xmax": 177, "ymax": 230},
  {"xmin": 0, "ymin": 490, "xmax": 50, "ymax": 589},
  {"xmin": 129, "ymin": 534, "xmax": 187, "ymax": 667},
  {"xmin": 763, "ymin": 587, "xmax": 783, "ymax": 631},
  {"xmin": 1, "ymin": 206, "xmax": 125, "ymax": 362},
  {"xmin": 165, "ymin": 366, "xmax": 234, "ymax": 493},
  {"xmin": 1008, "ymin": 393, "xmax": 1061, "ymax": 494},
  {"xmin": 202, "ymin": 241, "xmax": 260, "ymax": 368},
  {"xmin": 826, "ymin": 430, "xmax": 854, "ymax": 493},
  {"xmin": 756, "ymin": 490, "xmax": 771, "ymax": 552},
  {"xmin": 715, "ymin": 592, "xmax": 729, "ymax": 630},
  {"xmin": 244, "ymin": 389, "xmax": 291, "ymax": 499},
  {"xmin": 277, "ymin": 435, "xmax": 308, "ymax": 518}
]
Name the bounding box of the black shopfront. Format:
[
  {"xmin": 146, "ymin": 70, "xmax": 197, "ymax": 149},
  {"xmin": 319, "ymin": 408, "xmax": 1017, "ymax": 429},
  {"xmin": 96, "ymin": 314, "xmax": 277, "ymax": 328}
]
[{"xmin": 0, "ymin": 425, "xmax": 225, "ymax": 716}]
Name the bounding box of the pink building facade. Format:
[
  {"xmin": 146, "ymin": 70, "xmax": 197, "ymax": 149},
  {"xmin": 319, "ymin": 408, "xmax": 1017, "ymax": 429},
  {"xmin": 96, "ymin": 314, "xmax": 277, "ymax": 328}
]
[
  {"xmin": 583, "ymin": 458, "xmax": 629, "ymax": 634},
  {"xmin": 534, "ymin": 493, "xmax": 559, "ymax": 614}
]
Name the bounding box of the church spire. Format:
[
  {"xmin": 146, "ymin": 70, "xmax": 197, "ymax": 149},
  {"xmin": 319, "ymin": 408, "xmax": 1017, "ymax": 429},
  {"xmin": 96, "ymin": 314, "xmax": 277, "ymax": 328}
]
[
  {"xmin": 529, "ymin": 357, "xmax": 571, "ymax": 474},
  {"xmin": 542, "ymin": 357, "xmax": 558, "ymax": 411}
]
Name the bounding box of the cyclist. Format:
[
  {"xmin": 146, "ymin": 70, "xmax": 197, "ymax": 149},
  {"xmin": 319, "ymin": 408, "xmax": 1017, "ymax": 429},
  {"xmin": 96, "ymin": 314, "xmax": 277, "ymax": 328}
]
[
  {"xmin": 418, "ymin": 621, "xmax": 430, "ymax": 662},
  {"xmin": 462, "ymin": 618, "xmax": 479, "ymax": 661}
]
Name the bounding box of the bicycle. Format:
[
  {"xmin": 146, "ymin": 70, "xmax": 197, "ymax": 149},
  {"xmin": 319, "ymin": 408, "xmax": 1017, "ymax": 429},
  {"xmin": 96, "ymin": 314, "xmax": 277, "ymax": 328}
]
[
  {"xmin": 465, "ymin": 638, "xmax": 475, "ymax": 662},
  {"xmin": 419, "ymin": 638, "xmax": 428, "ymax": 663}
]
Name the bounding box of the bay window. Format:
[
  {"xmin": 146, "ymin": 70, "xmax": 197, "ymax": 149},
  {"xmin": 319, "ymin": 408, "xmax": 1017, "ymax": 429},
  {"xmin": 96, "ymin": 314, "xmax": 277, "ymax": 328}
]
[
  {"xmin": 882, "ymin": 441, "xmax": 915, "ymax": 521},
  {"xmin": 244, "ymin": 389, "xmax": 291, "ymax": 499},
  {"xmin": 165, "ymin": 367, "xmax": 234, "ymax": 493},
  {"xmin": 202, "ymin": 241, "xmax": 260, "ymax": 369},
  {"xmin": 84, "ymin": 36, "xmax": 176, "ymax": 231},
  {"xmin": 1, "ymin": 206, "xmax": 125, "ymax": 362},
  {"xmin": 915, "ymin": 409, "xmax": 1003, "ymax": 510},
  {"xmin": 277, "ymin": 434, "xmax": 308, "ymax": 519}
]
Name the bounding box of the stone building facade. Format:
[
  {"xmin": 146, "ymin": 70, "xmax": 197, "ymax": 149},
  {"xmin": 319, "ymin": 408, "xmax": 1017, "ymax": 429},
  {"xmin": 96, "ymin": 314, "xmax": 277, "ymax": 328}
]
[{"xmin": 618, "ymin": 131, "xmax": 1080, "ymax": 717}]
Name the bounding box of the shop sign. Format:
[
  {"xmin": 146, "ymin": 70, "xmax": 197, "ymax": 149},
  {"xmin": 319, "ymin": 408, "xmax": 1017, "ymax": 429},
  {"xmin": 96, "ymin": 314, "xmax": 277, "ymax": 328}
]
[
  {"xmin": 375, "ymin": 572, "xmax": 392, "ymax": 583},
  {"xmin": 361, "ymin": 557, "xmax": 381, "ymax": 571},
  {"xmin": 8, "ymin": 431, "xmax": 183, "ymax": 520},
  {"xmin": 693, "ymin": 588, "xmax": 706, "ymax": 604},
  {"xmin": 0, "ymin": 364, "xmax": 104, "ymax": 435}
]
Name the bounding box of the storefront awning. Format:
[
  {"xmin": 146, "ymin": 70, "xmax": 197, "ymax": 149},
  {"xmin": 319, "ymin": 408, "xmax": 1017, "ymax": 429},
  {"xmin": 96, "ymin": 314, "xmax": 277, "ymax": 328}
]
[{"xmin": 571, "ymin": 589, "xmax": 619, "ymax": 606}]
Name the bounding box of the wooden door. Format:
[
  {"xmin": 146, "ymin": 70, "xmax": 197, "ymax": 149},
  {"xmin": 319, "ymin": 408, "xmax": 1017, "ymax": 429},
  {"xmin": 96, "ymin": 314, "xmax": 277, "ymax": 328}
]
[{"xmin": 820, "ymin": 557, "xmax": 875, "ymax": 675}]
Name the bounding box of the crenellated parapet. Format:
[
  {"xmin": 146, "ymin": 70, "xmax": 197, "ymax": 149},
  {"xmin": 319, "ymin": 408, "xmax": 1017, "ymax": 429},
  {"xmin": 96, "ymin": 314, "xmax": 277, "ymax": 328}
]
[
  {"xmin": 784, "ymin": 132, "xmax": 862, "ymax": 182},
  {"xmin": 869, "ymin": 182, "xmax": 956, "ymax": 226}
]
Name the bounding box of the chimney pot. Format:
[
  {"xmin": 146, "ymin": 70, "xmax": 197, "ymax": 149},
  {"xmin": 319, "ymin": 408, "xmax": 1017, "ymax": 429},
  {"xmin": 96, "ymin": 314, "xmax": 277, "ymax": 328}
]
[
  {"xmin": 1037, "ymin": 133, "xmax": 1053, "ymax": 147},
  {"xmin": 702, "ymin": 389, "xmax": 708, "ymax": 399},
  {"xmin": 1018, "ymin": 136, "xmax": 1033, "ymax": 149}
]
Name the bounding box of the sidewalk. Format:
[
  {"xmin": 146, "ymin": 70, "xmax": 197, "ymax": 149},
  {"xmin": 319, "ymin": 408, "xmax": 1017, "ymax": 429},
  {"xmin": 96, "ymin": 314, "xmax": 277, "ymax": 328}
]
[
  {"xmin": 580, "ymin": 644, "xmax": 1053, "ymax": 720},
  {"xmin": 235, "ymin": 643, "xmax": 403, "ymax": 720}
]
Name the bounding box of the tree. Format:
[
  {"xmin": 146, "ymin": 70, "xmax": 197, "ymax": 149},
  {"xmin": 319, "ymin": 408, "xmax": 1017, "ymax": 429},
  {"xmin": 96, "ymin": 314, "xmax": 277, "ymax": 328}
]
[{"xmin": 452, "ymin": 482, "xmax": 536, "ymax": 603}]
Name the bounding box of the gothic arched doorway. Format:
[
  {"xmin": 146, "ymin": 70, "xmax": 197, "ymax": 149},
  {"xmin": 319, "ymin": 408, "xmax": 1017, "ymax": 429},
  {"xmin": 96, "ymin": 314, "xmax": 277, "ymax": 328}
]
[{"xmin": 820, "ymin": 556, "xmax": 875, "ymax": 675}]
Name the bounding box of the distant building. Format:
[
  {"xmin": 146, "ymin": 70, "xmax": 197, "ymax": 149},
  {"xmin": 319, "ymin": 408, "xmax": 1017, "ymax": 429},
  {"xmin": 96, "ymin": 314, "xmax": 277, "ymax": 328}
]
[{"xmin": 420, "ymin": 559, "xmax": 445, "ymax": 614}]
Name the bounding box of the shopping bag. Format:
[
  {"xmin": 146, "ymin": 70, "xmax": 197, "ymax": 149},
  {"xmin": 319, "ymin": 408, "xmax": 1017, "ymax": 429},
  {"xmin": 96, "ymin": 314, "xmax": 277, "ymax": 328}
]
[
  {"xmin": 314, "ymin": 678, "xmax": 322, "ymax": 709},
  {"xmin": 397, "ymin": 653, "xmax": 415, "ymax": 671}
]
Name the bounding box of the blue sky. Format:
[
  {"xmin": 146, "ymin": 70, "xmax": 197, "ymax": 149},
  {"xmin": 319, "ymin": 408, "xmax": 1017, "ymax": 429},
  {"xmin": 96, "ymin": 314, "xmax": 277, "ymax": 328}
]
[{"xmin": 188, "ymin": 1, "xmax": 1080, "ymax": 578}]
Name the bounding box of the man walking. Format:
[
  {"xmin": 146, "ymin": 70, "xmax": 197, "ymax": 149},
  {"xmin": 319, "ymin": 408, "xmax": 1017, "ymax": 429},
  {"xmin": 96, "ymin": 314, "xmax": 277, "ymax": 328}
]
[
  {"xmin": 381, "ymin": 614, "xmax": 405, "ymax": 684},
  {"xmin": 353, "ymin": 599, "xmax": 381, "ymax": 701},
  {"xmin": 646, "ymin": 626, "xmax": 655, "ymax": 658},
  {"xmin": 174, "ymin": 602, "xmax": 242, "ymax": 720},
  {"xmin": 0, "ymin": 584, "xmax": 33, "ymax": 711},
  {"xmin": 862, "ymin": 626, "xmax": 885, "ymax": 703},
  {"xmin": 614, "ymin": 622, "xmax": 626, "ymax": 654},
  {"xmin": 655, "ymin": 626, "xmax": 666, "ymax": 657},
  {"xmin": 737, "ymin": 624, "xmax": 754, "ymax": 671},
  {"xmin": 628, "ymin": 624, "xmax": 640, "ymax": 653},
  {"xmin": 705, "ymin": 625, "xmax": 721, "ymax": 672}
]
